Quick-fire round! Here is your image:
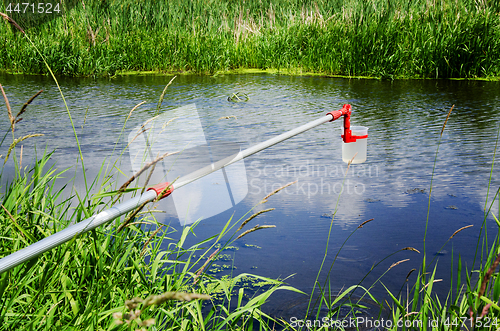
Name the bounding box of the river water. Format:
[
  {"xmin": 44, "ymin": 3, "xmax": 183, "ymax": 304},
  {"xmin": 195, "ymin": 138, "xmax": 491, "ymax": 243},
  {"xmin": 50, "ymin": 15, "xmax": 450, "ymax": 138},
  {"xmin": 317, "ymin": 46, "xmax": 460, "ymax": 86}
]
[{"xmin": 1, "ymin": 73, "xmax": 499, "ymax": 323}]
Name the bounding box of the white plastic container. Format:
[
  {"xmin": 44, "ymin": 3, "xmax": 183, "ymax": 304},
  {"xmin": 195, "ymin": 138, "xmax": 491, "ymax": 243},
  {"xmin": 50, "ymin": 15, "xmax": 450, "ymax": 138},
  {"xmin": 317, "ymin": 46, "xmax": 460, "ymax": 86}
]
[{"xmin": 342, "ymin": 126, "xmax": 368, "ymax": 164}]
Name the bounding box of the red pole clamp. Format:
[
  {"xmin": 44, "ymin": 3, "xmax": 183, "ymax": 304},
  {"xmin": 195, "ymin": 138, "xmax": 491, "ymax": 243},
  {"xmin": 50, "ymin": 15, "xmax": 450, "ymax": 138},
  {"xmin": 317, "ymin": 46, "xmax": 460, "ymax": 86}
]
[
  {"xmin": 326, "ymin": 104, "xmax": 367, "ymax": 143},
  {"xmin": 327, "ymin": 104, "xmax": 351, "ymax": 122},
  {"xmin": 147, "ymin": 182, "xmax": 174, "ymax": 200}
]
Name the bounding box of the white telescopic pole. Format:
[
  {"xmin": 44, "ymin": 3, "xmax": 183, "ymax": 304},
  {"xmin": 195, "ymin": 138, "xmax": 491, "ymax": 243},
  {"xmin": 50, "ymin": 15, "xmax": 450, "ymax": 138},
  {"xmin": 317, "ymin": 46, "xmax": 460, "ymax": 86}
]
[
  {"xmin": 0, "ymin": 110, "xmax": 345, "ymax": 274},
  {"xmin": 172, "ymin": 114, "xmax": 333, "ymax": 190}
]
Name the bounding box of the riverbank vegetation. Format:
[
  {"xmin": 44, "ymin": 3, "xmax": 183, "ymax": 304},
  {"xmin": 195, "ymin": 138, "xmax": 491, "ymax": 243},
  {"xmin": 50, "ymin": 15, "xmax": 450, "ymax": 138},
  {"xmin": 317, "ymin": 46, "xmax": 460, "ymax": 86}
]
[
  {"xmin": 1, "ymin": 0, "xmax": 500, "ymax": 78},
  {"xmin": 0, "ymin": 155, "xmax": 299, "ymax": 330}
]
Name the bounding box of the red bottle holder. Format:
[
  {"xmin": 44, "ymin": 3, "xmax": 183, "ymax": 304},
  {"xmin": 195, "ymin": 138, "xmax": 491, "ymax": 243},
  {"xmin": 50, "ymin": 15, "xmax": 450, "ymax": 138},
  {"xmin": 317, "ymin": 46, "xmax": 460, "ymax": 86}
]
[
  {"xmin": 327, "ymin": 104, "xmax": 369, "ymax": 163},
  {"xmin": 327, "ymin": 104, "xmax": 368, "ymax": 143}
]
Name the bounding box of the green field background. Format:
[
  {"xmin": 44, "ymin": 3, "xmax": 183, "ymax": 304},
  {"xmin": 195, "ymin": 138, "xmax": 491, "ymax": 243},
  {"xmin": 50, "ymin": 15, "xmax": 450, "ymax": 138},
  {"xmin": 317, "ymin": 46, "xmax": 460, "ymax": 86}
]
[{"xmin": 1, "ymin": 0, "xmax": 500, "ymax": 78}]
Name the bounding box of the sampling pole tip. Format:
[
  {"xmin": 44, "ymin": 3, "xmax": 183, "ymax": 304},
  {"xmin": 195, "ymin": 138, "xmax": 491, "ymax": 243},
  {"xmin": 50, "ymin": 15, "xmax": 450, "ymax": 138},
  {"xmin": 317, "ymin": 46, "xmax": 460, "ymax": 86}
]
[{"xmin": 147, "ymin": 182, "xmax": 174, "ymax": 200}]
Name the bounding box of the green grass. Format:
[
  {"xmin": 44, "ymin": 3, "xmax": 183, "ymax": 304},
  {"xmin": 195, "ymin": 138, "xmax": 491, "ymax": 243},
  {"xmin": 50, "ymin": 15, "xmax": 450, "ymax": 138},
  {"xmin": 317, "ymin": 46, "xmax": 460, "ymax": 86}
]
[
  {"xmin": 1, "ymin": 0, "xmax": 499, "ymax": 78},
  {"xmin": 0, "ymin": 155, "xmax": 298, "ymax": 330}
]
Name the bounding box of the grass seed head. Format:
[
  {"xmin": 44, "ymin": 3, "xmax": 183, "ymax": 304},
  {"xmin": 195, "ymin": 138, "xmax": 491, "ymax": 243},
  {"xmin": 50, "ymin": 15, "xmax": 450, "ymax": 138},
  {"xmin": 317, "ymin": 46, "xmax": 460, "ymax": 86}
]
[
  {"xmin": 388, "ymin": 258, "xmax": 410, "ymax": 271},
  {"xmin": 237, "ymin": 208, "xmax": 275, "ymax": 231},
  {"xmin": 449, "ymin": 224, "xmax": 473, "ymax": 240},
  {"xmin": 0, "ymin": 12, "xmax": 24, "ymax": 33},
  {"xmin": 261, "ymin": 180, "xmax": 297, "ymax": 203},
  {"xmin": 0, "ymin": 84, "xmax": 14, "ymax": 132},
  {"xmin": 4, "ymin": 134, "xmax": 44, "ymax": 164},
  {"xmin": 440, "ymin": 105, "xmax": 455, "ymax": 137},
  {"xmin": 401, "ymin": 247, "xmax": 420, "ymax": 254},
  {"xmin": 405, "ymin": 268, "xmax": 416, "ymax": 281},
  {"xmin": 357, "ymin": 218, "xmax": 374, "ymax": 228},
  {"xmin": 126, "ymin": 101, "xmax": 146, "ymax": 122},
  {"xmin": 236, "ymin": 224, "xmax": 276, "ymax": 240}
]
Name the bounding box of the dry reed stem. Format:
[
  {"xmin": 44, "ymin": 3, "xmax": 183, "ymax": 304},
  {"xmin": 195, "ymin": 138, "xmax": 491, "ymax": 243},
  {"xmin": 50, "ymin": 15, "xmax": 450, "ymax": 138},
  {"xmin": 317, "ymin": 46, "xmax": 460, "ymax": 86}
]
[
  {"xmin": 406, "ymin": 268, "xmax": 416, "ymax": 281},
  {"xmin": 236, "ymin": 224, "xmax": 276, "ymax": 240},
  {"xmin": 0, "ymin": 12, "xmax": 24, "ymax": 33},
  {"xmin": 403, "ymin": 311, "xmax": 419, "ymax": 318},
  {"xmin": 476, "ymin": 252, "xmax": 500, "ymax": 305},
  {"xmin": 261, "ymin": 180, "xmax": 297, "ymax": 203},
  {"xmin": 4, "ymin": 134, "xmax": 44, "ymax": 164},
  {"xmin": 163, "ymin": 116, "xmax": 179, "ymax": 129},
  {"xmin": 194, "ymin": 248, "xmax": 220, "ymax": 284},
  {"xmin": 126, "ymin": 101, "xmax": 146, "ymax": 122},
  {"xmin": 87, "ymin": 25, "xmax": 100, "ymax": 47},
  {"xmin": 449, "ymin": 224, "xmax": 473, "ymax": 240},
  {"xmin": 237, "ymin": 208, "xmax": 275, "ymax": 231},
  {"xmin": 419, "ymin": 279, "xmax": 442, "ymax": 292},
  {"xmin": 401, "ymin": 247, "xmax": 421, "ymax": 254},
  {"xmin": 101, "ymin": 19, "xmax": 110, "ymax": 45},
  {"xmin": 140, "ymin": 225, "xmax": 164, "ymax": 256},
  {"xmin": 388, "ymin": 259, "xmax": 410, "ymax": 271},
  {"xmin": 141, "ymin": 162, "xmax": 156, "ymax": 195},
  {"xmin": 440, "ymin": 105, "xmax": 454, "ymax": 136},
  {"xmin": 357, "ymin": 218, "xmax": 374, "ymax": 228},
  {"xmin": 118, "ymin": 151, "xmax": 178, "ymax": 193},
  {"xmin": 157, "ymin": 76, "xmax": 177, "ymax": 111},
  {"xmin": 0, "ymin": 84, "xmax": 13, "ymax": 132},
  {"xmin": 345, "ymin": 153, "xmax": 358, "ymax": 173},
  {"xmin": 118, "ymin": 201, "xmax": 149, "ymax": 232},
  {"xmin": 16, "ymin": 89, "xmax": 42, "ymax": 121},
  {"xmin": 1, "ymin": 204, "xmax": 24, "ymax": 239}
]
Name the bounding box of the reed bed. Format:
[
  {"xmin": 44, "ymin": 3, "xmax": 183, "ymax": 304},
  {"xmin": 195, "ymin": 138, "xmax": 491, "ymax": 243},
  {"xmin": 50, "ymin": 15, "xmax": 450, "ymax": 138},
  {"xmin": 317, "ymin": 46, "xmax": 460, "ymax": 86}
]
[
  {"xmin": 0, "ymin": 0, "xmax": 499, "ymax": 78},
  {"xmin": 0, "ymin": 155, "xmax": 294, "ymax": 330}
]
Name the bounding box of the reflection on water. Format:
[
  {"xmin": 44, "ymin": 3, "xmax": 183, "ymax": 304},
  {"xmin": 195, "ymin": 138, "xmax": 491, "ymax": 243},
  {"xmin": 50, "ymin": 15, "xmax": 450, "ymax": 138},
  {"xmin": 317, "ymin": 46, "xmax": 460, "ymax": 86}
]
[{"xmin": 1, "ymin": 73, "xmax": 499, "ymax": 317}]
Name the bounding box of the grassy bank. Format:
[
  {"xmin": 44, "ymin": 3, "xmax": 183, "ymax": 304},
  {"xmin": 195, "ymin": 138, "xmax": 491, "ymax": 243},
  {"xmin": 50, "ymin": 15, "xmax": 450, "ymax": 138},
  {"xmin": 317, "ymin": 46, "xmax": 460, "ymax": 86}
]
[
  {"xmin": 1, "ymin": 0, "xmax": 500, "ymax": 78},
  {"xmin": 0, "ymin": 154, "xmax": 299, "ymax": 330}
]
